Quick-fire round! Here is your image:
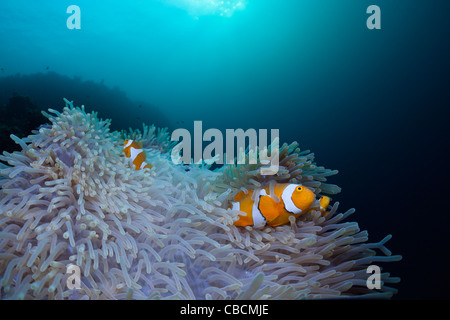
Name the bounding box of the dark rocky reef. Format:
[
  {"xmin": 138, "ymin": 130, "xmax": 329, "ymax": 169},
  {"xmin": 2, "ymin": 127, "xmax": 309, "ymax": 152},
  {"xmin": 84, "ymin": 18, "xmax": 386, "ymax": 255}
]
[
  {"xmin": 0, "ymin": 94, "xmax": 46, "ymax": 153},
  {"xmin": 0, "ymin": 72, "xmax": 169, "ymax": 153}
]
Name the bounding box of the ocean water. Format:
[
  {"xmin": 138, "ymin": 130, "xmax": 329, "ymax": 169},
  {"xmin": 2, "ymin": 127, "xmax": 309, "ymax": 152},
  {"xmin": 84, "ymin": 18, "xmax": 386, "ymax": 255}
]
[{"xmin": 1, "ymin": 0, "xmax": 449, "ymax": 299}]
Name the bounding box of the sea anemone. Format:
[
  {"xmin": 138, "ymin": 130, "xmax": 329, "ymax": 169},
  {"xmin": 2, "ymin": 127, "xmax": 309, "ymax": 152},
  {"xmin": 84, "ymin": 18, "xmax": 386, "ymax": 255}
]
[
  {"xmin": 0, "ymin": 99, "xmax": 401, "ymax": 299},
  {"xmin": 120, "ymin": 123, "xmax": 174, "ymax": 154}
]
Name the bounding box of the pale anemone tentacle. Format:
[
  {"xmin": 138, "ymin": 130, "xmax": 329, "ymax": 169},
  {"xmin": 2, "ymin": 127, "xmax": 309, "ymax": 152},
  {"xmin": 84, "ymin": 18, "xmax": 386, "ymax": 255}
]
[{"xmin": 0, "ymin": 99, "xmax": 401, "ymax": 299}]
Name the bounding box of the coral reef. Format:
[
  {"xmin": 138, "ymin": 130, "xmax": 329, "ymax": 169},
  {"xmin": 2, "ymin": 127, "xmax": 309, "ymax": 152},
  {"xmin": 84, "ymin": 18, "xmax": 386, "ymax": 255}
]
[{"xmin": 0, "ymin": 99, "xmax": 401, "ymax": 299}]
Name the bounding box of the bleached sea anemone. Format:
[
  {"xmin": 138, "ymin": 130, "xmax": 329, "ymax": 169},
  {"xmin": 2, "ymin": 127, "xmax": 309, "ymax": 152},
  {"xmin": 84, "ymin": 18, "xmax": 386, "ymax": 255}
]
[{"xmin": 0, "ymin": 99, "xmax": 401, "ymax": 299}]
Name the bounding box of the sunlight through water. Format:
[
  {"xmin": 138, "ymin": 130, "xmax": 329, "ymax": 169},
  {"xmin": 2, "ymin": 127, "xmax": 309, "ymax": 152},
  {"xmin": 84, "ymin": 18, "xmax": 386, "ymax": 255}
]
[{"xmin": 161, "ymin": 0, "xmax": 247, "ymax": 17}]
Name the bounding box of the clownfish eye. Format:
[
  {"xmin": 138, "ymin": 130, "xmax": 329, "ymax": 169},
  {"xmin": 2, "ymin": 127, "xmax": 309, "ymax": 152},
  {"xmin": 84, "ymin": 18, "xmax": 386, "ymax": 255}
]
[{"xmin": 296, "ymin": 186, "xmax": 302, "ymax": 191}]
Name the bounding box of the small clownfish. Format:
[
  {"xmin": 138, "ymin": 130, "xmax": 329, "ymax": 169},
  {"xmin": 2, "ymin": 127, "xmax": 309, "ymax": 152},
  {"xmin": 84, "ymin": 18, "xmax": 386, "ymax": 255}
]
[
  {"xmin": 319, "ymin": 195, "xmax": 331, "ymax": 217},
  {"xmin": 123, "ymin": 139, "xmax": 152, "ymax": 171},
  {"xmin": 231, "ymin": 183, "xmax": 331, "ymax": 227}
]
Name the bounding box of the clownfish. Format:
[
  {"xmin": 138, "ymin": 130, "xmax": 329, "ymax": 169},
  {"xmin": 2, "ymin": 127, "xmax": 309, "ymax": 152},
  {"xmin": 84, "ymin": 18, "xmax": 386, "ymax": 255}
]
[
  {"xmin": 231, "ymin": 183, "xmax": 331, "ymax": 227},
  {"xmin": 123, "ymin": 139, "xmax": 152, "ymax": 170},
  {"xmin": 319, "ymin": 195, "xmax": 331, "ymax": 216}
]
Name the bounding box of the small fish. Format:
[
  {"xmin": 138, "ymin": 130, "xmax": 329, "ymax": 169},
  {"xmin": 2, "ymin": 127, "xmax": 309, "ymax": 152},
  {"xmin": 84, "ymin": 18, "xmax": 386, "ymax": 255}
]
[
  {"xmin": 231, "ymin": 183, "xmax": 331, "ymax": 227},
  {"xmin": 319, "ymin": 195, "xmax": 331, "ymax": 217},
  {"xmin": 123, "ymin": 139, "xmax": 152, "ymax": 170}
]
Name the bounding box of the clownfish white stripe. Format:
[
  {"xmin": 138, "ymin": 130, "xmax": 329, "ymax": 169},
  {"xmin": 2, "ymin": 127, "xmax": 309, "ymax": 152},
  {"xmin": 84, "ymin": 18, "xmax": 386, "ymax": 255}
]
[
  {"xmin": 129, "ymin": 147, "xmax": 143, "ymax": 160},
  {"xmin": 252, "ymin": 191, "xmax": 266, "ymax": 226},
  {"xmin": 124, "ymin": 140, "xmax": 133, "ymax": 148},
  {"xmin": 140, "ymin": 161, "xmax": 149, "ymax": 169},
  {"xmin": 281, "ymin": 184, "xmax": 303, "ymax": 214}
]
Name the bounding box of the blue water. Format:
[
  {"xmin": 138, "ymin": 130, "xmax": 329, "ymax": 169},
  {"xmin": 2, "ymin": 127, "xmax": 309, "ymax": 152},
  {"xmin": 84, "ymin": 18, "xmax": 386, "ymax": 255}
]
[{"xmin": 1, "ymin": 0, "xmax": 450, "ymax": 299}]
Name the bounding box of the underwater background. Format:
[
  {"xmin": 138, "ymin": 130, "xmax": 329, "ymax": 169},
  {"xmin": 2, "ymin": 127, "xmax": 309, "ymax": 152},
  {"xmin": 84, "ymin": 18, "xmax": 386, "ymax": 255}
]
[{"xmin": 0, "ymin": 0, "xmax": 449, "ymax": 299}]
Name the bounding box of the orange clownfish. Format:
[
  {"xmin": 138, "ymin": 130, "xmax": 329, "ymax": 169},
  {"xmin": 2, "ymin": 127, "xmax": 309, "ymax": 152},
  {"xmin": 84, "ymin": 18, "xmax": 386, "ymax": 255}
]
[
  {"xmin": 123, "ymin": 139, "xmax": 152, "ymax": 170},
  {"xmin": 231, "ymin": 183, "xmax": 331, "ymax": 227}
]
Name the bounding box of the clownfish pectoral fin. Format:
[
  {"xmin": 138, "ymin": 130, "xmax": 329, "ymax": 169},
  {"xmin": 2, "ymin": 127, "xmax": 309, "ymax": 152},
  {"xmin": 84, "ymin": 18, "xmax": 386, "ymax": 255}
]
[
  {"xmin": 258, "ymin": 195, "xmax": 284, "ymax": 223},
  {"xmin": 319, "ymin": 196, "xmax": 331, "ymax": 217}
]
